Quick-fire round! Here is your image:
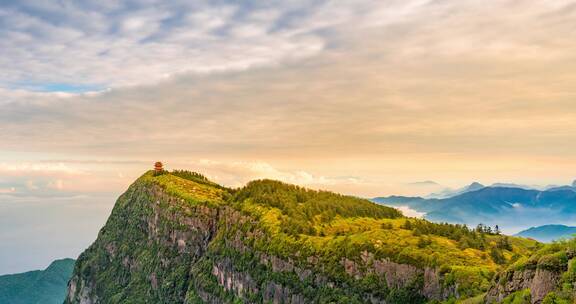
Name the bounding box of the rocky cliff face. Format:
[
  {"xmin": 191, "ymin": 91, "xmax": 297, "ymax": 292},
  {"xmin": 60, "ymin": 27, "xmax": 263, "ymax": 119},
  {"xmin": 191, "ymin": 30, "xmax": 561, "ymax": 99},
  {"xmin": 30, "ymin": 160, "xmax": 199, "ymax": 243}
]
[
  {"xmin": 65, "ymin": 171, "xmax": 520, "ymax": 304},
  {"xmin": 485, "ymin": 244, "xmax": 576, "ymax": 304},
  {"xmin": 485, "ymin": 268, "xmax": 561, "ymax": 303}
]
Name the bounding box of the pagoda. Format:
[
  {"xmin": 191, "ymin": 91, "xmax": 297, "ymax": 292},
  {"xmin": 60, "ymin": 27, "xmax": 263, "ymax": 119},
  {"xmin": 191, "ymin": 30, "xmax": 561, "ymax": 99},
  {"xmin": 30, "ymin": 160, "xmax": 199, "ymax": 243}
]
[{"xmin": 154, "ymin": 162, "xmax": 164, "ymax": 174}]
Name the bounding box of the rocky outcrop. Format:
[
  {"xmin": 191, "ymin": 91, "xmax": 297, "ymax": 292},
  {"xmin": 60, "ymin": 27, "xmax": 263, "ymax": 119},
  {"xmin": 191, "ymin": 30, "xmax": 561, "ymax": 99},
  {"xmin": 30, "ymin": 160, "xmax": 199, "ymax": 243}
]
[
  {"xmin": 66, "ymin": 277, "xmax": 97, "ymax": 304},
  {"xmin": 341, "ymin": 252, "xmax": 455, "ymax": 301},
  {"xmin": 485, "ymin": 268, "xmax": 562, "ymax": 303},
  {"xmin": 65, "ymin": 181, "xmax": 220, "ymax": 303},
  {"xmin": 262, "ymin": 282, "xmax": 306, "ymax": 304},
  {"xmin": 212, "ymin": 259, "xmax": 259, "ymax": 298}
]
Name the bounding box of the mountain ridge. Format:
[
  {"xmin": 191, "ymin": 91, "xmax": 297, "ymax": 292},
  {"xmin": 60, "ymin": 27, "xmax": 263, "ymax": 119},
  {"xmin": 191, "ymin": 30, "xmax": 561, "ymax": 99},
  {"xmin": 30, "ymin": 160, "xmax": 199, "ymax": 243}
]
[
  {"xmin": 373, "ymin": 185, "xmax": 576, "ymax": 233},
  {"xmin": 65, "ymin": 170, "xmax": 538, "ymax": 303},
  {"xmin": 515, "ymin": 225, "xmax": 576, "ymax": 243},
  {"xmin": 0, "ymin": 258, "xmax": 75, "ymax": 304},
  {"xmin": 427, "ymin": 182, "xmax": 485, "ymax": 199}
]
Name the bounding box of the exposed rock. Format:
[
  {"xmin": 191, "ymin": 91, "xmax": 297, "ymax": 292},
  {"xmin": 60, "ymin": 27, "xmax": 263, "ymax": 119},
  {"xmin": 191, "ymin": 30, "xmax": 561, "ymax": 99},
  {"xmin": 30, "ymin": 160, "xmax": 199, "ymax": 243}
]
[
  {"xmin": 373, "ymin": 258, "xmax": 420, "ymax": 289},
  {"xmin": 212, "ymin": 260, "xmax": 259, "ymax": 297},
  {"xmin": 262, "ymin": 282, "xmax": 304, "ymax": 304},
  {"xmin": 340, "ymin": 252, "xmax": 453, "ymax": 301},
  {"xmin": 485, "ymin": 268, "xmax": 561, "ymax": 304},
  {"xmin": 67, "ymin": 277, "xmax": 97, "ymax": 304},
  {"xmin": 150, "ymin": 272, "xmax": 158, "ymax": 290}
]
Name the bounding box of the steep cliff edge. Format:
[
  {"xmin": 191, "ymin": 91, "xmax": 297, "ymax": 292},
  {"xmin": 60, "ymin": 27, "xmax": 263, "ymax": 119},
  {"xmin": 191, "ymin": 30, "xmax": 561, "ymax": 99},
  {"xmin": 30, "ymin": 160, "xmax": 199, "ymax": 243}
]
[
  {"xmin": 65, "ymin": 171, "xmax": 538, "ymax": 303},
  {"xmin": 485, "ymin": 240, "xmax": 576, "ymax": 304}
]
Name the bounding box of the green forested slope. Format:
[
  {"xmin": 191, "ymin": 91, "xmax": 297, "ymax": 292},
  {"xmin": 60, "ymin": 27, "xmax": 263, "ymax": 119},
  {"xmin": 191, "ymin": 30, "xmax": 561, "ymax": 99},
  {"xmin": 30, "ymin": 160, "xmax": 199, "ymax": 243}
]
[{"xmin": 65, "ymin": 171, "xmax": 540, "ymax": 303}]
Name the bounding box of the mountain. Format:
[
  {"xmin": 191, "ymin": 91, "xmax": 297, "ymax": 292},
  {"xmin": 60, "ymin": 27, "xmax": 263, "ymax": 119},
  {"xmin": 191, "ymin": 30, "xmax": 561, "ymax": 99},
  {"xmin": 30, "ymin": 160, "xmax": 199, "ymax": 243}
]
[
  {"xmin": 374, "ymin": 186, "xmax": 576, "ymax": 232},
  {"xmin": 407, "ymin": 181, "xmax": 441, "ymax": 187},
  {"xmin": 405, "ymin": 181, "xmax": 447, "ymax": 197},
  {"xmin": 65, "ymin": 170, "xmax": 538, "ymax": 303},
  {"xmin": 427, "ymin": 182, "xmax": 485, "ymax": 199},
  {"xmin": 515, "ymin": 225, "xmax": 576, "ymax": 243},
  {"xmin": 0, "ymin": 258, "xmax": 75, "ymax": 304},
  {"xmin": 372, "ymin": 195, "xmax": 426, "ymax": 205},
  {"xmin": 546, "ymin": 185, "xmax": 576, "ymax": 192},
  {"xmin": 424, "ymin": 187, "xmax": 541, "ymax": 222},
  {"xmin": 489, "ymin": 183, "xmax": 537, "ymax": 190}
]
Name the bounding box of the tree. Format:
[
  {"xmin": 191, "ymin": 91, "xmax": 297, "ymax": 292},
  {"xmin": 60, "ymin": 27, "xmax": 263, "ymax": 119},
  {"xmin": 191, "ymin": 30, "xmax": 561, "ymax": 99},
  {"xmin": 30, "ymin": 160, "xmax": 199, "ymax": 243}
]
[
  {"xmin": 418, "ymin": 237, "xmax": 432, "ymax": 248},
  {"xmin": 542, "ymin": 292, "xmax": 570, "ymax": 304},
  {"xmin": 494, "ymin": 225, "xmax": 501, "ymax": 235},
  {"xmin": 496, "ymin": 236, "xmax": 512, "ymax": 251},
  {"xmin": 490, "ymin": 247, "xmax": 506, "ymax": 264},
  {"xmin": 402, "ymin": 220, "xmax": 413, "ymax": 230},
  {"xmin": 476, "ymin": 224, "xmax": 485, "ymax": 233},
  {"xmin": 381, "ymin": 223, "xmax": 393, "ymax": 230}
]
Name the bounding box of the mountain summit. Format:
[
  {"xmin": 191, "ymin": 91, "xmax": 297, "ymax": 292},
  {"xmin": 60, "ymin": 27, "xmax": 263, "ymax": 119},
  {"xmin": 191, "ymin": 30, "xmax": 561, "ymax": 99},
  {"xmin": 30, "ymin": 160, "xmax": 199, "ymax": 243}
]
[
  {"xmin": 427, "ymin": 182, "xmax": 485, "ymax": 199},
  {"xmin": 467, "ymin": 182, "xmax": 485, "ymax": 191},
  {"xmin": 65, "ymin": 170, "xmax": 537, "ymax": 303}
]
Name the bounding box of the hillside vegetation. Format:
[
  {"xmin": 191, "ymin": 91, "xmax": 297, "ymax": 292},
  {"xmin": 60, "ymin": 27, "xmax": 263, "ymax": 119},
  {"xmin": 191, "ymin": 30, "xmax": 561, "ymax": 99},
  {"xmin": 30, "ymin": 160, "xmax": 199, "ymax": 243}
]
[{"xmin": 65, "ymin": 171, "xmax": 541, "ymax": 303}]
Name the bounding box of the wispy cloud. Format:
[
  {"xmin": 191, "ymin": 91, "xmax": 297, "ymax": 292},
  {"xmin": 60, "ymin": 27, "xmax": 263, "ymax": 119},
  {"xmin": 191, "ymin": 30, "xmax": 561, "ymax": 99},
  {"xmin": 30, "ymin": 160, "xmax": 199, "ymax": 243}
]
[
  {"xmin": 0, "ymin": 0, "xmax": 338, "ymax": 90},
  {"xmin": 3, "ymin": 1, "xmax": 576, "ymax": 273},
  {"xmin": 2, "ymin": 0, "xmax": 576, "ymax": 192},
  {"xmin": 188, "ymin": 159, "xmax": 364, "ymax": 189},
  {"xmin": 0, "ymin": 162, "xmax": 85, "ymax": 175}
]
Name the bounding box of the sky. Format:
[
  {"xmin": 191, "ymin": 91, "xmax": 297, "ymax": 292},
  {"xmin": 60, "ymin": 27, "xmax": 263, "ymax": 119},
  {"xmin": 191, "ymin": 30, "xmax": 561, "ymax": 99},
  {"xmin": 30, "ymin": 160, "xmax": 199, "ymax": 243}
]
[{"xmin": 2, "ymin": 0, "xmax": 576, "ymax": 274}]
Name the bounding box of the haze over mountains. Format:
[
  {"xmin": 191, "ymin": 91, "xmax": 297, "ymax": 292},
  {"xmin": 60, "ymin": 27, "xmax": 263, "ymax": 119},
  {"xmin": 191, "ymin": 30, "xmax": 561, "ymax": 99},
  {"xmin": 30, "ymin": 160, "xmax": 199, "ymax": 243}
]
[
  {"xmin": 374, "ymin": 180, "xmax": 576, "ymax": 234},
  {"xmin": 427, "ymin": 181, "xmax": 485, "ymax": 199},
  {"xmin": 515, "ymin": 225, "xmax": 576, "ymax": 243}
]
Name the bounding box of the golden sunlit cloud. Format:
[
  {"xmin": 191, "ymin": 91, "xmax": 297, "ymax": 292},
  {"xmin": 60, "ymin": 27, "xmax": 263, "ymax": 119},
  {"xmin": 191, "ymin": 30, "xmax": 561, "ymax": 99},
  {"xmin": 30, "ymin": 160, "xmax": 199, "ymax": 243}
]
[{"xmin": 0, "ymin": 1, "xmax": 575, "ymax": 201}]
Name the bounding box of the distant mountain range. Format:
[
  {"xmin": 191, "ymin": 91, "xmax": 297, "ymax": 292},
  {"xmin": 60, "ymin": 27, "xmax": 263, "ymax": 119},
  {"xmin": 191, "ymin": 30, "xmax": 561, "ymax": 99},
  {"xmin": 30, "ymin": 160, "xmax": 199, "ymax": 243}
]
[
  {"xmin": 0, "ymin": 258, "xmax": 74, "ymax": 304},
  {"xmin": 373, "ymin": 181, "xmax": 576, "ymax": 232},
  {"xmin": 427, "ymin": 182, "xmax": 485, "ymax": 199},
  {"xmin": 515, "ymin": 225, "xmax": 576, "ymax": 243}
]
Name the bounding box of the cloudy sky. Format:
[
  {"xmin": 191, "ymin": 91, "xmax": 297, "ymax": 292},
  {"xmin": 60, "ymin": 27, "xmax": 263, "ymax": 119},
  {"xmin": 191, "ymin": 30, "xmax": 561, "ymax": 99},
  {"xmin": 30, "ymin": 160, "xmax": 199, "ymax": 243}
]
[{"xmin": 2, "ymin": 0, "xmax": 576, "ymax": 274}]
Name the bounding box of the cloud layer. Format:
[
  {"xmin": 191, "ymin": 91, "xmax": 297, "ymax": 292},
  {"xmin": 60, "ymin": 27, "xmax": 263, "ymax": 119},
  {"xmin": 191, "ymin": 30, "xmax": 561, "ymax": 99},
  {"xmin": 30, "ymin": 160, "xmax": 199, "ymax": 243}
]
[
  {"xmin": 2, "ymin": 0, "xmax": 576, "ymax": 188},
  {"xmin": 0, "ymin": 0, "xmax": 400, "ymax": 90},
  {"xmin": 2, "ymin": 0, "xmax": 576, "ymax": 273}
]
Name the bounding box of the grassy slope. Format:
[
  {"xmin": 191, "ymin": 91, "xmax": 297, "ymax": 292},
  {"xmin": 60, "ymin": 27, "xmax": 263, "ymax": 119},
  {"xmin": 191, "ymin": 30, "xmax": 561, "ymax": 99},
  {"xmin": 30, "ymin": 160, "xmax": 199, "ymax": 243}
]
[
  {"xmin": 151, "ymin": 172, "xmax": 539, "ymax": 301},
  {"xmin": 144, "ymin": 171, "xmax": 228, "ymax": 206},
  {"xmin": 230, "ymin": 180, "xmax": 539, "ymax": 300}
]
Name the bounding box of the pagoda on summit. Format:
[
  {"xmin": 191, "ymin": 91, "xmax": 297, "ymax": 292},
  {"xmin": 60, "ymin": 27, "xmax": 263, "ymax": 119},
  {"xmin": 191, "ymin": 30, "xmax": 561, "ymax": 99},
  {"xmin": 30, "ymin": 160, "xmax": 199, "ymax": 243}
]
[{"xmin": 154, "ymin": 161, "xmax": 164, "ymax": 175}]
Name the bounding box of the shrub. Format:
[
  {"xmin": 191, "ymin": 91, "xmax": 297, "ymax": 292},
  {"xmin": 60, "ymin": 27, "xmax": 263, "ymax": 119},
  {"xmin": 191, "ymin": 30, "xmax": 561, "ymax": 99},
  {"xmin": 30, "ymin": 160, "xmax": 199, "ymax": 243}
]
[
  {"xmin": 538, "ymin": 252, "xmax": 568, "ymax": 272},
  {"xmin": 542, "ymin": 291, "xmax": 570, "ymax": 304},
  {"xmin": 502, "ymin": 289, "xmax": 531, "ymax": 304}
]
